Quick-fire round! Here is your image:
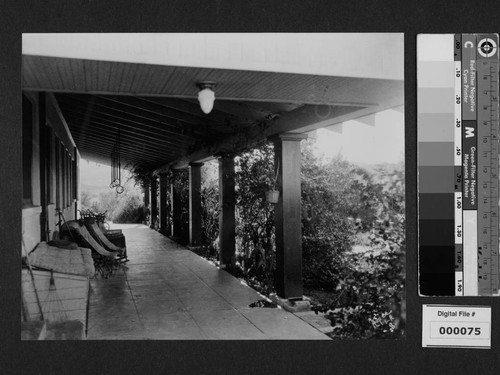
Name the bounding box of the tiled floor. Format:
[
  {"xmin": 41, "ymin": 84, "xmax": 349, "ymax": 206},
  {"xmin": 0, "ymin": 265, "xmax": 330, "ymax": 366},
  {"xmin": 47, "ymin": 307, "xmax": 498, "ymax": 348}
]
[{"xmin": 86, "ymin": 224, "xmax": 330, "ymax": 340}]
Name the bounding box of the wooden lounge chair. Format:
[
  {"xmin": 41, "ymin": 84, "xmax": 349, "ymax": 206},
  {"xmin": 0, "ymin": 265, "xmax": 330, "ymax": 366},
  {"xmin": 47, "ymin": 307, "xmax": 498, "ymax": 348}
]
[
  {"xmin": 61, "ymin": 221, "xmax": 119, "ymax": 278},
  {"xmin": 63, "ymin": 221, "xmax": 118, "ymax": 259},
  {"xmin": 84, "ymin": 218, "xmax": 128, "ymax": 262}
]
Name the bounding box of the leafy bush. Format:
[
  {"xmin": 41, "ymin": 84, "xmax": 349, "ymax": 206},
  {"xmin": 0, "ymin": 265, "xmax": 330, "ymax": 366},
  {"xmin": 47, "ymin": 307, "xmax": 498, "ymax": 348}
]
[
  {"xmin": 301, "ymin": 140, "xmax": 354, "ymax": 289},
  {"xmin": 310, "ymin": 162, "xmax": 406, "ymax": 339},
  {"xmin": 234, "ymin": 142, "xmax": 276, "ymax": 292},
  {"xmin": 199, "ymin": 161, "xmax": 220, "ymax": 257},
  {"xmin": 174, "ymin": 170, "xmax": 190, "ymax": 244},
  {"xmin": 112, "ymin": 194, "xmax": 146, "ymax": 223}
]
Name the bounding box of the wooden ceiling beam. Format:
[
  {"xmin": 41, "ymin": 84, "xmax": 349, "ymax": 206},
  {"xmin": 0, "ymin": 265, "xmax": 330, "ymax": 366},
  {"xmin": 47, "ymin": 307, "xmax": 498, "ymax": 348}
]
[
  {"xmin": 56, "ymin": 94, "xmax": 201, "ymax": 137},
  {"xmin": 86, "ymin": 94, "xmax": 218, "ymax": 135},
  {"xmin": 63, "ymin": 111, "xmax": 191, "ymax": 150},
  {"xmin": 70, "ymin": 133, "xmax": 177, "ymax": 161},
  {"xmin": 64, "ymin": 109, "xmax": 222, "ymax": 154},
  {"xmin": 69, "ymin": 133, "xmax": 183, "ymax": 158},
  {"xmin": 62, "ymin": 108, "xmax": 195, "ymax": 146},
  {"xmin": 56, "ymin": 94, "xmax": 203, "ymax": 140},
  {"xmin": 185, "ymin": 98, "xmax": 274, "ymax": 120},
  {"xmin": 142, "ymin": 96, "xmax": 251, "ymax": 126},
  {"xmin": 70, "ymin": 139, "xmax": 172, "ymax": 162},
  {"xmin": 69, "ymin": 127, "xmax": 182, "ymax": 159},
  {"xmin": 95, "ymin": 95, "xmax": 227, "ymax": 128},
  {"xmin": 30, "ymin": 85, "xmax": 382, "ymax": 107}
]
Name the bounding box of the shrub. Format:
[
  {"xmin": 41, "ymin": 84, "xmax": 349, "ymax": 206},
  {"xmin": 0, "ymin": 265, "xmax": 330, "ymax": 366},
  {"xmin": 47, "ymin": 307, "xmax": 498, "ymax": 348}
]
[
  {"xmin": 311, "ymin": 162, "xmax": 406, "ymax": 339},
  {"xmin": 174, "ymin": 170, "xmax": 190, "ymax": 244},
  {"xmin": 112, "ymin": 194, "xmax": 146, "ymax": 223},
  {"xmin": 200, "ymin": 161, "xmax": 220, "ymax": 257},
  {"xmin": 301, "ymin": 140, "xmax": 354, "ymax": 289},
  {"xmin": 235, "ymin": 142, "xmax": 276, "ymax": 289}
]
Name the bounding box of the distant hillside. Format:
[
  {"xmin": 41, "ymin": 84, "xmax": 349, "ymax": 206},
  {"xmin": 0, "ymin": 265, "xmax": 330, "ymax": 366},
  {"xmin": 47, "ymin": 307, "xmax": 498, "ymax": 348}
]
[
  {"xmin": 352, "ymin": 161, "xmax": 403, "ymax": 174},
  {"xmin": 81, "ymin": 177, "xmax": 144, "ymax": 198},
  {"xmin": 80, "ymin": 183, "xmax": 113, "ymax": 198}
]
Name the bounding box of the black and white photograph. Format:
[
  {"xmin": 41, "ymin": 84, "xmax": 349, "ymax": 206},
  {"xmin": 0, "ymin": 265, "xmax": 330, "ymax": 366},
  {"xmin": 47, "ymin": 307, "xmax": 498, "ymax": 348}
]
[
  {"xmin": 5, "ymin": 0, "xmax": 500, "ymax": 373},
  {"xmin": 20, "ymin": 33, "xmax": 405, "ymax": 340}
]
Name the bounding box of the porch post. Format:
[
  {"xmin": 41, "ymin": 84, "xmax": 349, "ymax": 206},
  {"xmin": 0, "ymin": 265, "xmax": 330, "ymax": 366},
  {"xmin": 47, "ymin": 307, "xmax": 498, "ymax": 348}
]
[
  {"xmin": 143, "ymin": 180, "xmax": 150, "ymax": 207},
  {"xmin": 271, "ymin": 133, "xmax": 308, "ymax": 299},
  {"xmin": 170, "ymin": 171, "xmax": 182, "ymax": 238},
  {"xmin": 159, "ymin": 173, "xmax": 169, "ymax": 235},
  {"xmin": 150, "ymin": 175, "xmax": 158, "ymax": 229},
  {"xmin": 188, "ymin": 162, "xmax": 203, "ymax": 247},
  {"xmin": 218, "ymin": 155, "xmax": 236, "ymax": 268}
]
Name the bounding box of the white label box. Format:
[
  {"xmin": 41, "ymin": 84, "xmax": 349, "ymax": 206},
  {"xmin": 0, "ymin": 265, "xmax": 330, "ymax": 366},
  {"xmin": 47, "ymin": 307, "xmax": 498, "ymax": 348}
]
[{"xmin": 422, "ymin": 304, "xmax": 491, "ymax": 348}]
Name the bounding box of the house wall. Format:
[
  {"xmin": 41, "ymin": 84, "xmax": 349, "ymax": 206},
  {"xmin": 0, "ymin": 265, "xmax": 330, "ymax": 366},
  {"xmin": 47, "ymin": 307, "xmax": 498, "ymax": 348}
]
[{"xmin": 22, "ymin": 92, "xmax": 79, "ymax": 255}]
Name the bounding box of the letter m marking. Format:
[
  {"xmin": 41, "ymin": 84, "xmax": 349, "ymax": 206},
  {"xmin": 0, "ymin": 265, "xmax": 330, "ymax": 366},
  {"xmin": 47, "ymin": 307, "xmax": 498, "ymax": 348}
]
[{"xmin": 465, "ymin": 127, "xmax": 475, "ymax": 138}]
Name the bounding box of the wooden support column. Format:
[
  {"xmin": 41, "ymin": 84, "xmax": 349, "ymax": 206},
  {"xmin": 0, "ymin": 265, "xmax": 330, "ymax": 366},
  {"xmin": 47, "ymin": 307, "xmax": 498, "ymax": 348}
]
[
  {"xmin": 149, "ymin": 176, "xmax": 158, "ymax": 229},
  {"xmin": 272, "ymin": 133, "xmax": 308, "ymax": 299},
  {"xmin": 188, "ymin": 162, "xmax": 203, "ymax": 247},
  {"xmin": 218, "ymin": 155, "xmax": 236, "ymax": 267},
  {"xmin": 159, "ymin": 173, "xmax": 169, "ymax": 235},
  {"xmin": 143, "ymin": 180, "xmax": 150, "ymax": 207},
  {"xmin": 170, "ymin": 171, "xmax": 182, "ymax": 238}
]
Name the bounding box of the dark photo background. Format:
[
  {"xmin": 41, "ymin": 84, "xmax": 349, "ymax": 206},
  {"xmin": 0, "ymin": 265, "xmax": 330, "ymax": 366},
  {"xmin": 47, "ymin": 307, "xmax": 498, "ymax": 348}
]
[{"xmin": 2, "ymin": 0, "xmax": 500, "ymax": 374}]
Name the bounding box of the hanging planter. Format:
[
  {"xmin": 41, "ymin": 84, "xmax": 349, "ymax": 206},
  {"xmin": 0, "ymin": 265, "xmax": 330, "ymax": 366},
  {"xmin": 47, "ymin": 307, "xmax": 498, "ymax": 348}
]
[
  {"xmin": 265, "ymin": 190, "xmax": 280, "ymax": 204},
  {"xmin": 266, "ymin": 161, "xmax": 280, "ymax": 204}
]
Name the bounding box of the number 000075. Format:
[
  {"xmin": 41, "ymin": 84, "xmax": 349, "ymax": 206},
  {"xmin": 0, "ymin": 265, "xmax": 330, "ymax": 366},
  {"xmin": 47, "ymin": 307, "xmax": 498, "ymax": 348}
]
[{"xmin": 438, "ymin": 327, "xmax": 481, "ymax": 335}]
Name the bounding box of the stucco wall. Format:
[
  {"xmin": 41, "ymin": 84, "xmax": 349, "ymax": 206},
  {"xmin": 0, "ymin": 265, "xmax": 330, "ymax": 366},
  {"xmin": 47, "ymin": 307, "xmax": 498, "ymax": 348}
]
[{"xmin": 22, "ymin": 92, "xmax": 79, "ymax": 255}]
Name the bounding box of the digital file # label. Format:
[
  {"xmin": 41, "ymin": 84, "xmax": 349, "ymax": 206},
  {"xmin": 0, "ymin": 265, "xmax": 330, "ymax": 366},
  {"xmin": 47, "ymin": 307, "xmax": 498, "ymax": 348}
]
[{"xmin": 422, "ymin": 304, "xmax": 491, "ymax": 348}]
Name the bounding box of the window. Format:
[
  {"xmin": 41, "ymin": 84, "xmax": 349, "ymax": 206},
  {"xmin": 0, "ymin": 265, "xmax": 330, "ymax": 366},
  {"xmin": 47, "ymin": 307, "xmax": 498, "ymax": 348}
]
[
  {"xmin": 22, "ymin": 94, "xmax": 33, "ymax": 205},
  {"xmin": 66, "ymin": 151, "xmax": 70, "ymax": 207},
  {"xmin": 62, "ymin": 148, "xmax": 67, "ymax": 207},
  {"xmin": 46, "ymin": 126, "xmax": 53, "ymax": 204},
  {"xmin": 55, "ymin": 137, "xmax": 61, "ymax": 208}
]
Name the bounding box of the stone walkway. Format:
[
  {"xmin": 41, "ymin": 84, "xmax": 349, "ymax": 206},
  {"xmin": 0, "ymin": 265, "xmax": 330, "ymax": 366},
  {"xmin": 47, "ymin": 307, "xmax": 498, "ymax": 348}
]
[{"xmin": 86, "ymin": 224, "xmax": 330, "ymax": 340}]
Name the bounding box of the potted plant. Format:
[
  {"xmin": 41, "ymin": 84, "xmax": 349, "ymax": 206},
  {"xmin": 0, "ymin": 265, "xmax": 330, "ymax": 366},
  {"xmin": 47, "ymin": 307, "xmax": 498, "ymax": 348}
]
[{"xmin": 266, "ymin": 161, "xmax": 280, "ymax": 204}]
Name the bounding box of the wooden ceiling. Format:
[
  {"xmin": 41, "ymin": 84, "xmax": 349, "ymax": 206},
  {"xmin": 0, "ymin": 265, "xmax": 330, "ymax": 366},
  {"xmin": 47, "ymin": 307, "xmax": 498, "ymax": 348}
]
[
  {"xmin": 22, "ymin": 55, "xmax": 404, "ymax": 172},
  {"xmin": 55, "ymin": 93, "xmax": 284, "ymax": 171}
]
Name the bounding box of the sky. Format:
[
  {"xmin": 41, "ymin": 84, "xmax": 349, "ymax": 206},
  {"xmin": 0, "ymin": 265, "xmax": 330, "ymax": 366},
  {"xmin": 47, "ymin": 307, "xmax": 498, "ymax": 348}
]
[
  {"xmin": 80, "ymin": 106, "xmax": 404, "ymax": 186},
  {"xmin": 80, "ymin": 159, "xmax": 114, "ymax": 187},
  {"xmin": 311, "ymin": 107, "xmax": 404, "ymax": 165}
]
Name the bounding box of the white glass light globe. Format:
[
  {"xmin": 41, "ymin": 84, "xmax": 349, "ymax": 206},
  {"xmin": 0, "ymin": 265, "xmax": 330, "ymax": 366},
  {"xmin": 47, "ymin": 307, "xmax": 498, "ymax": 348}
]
[{"xmin": 198, "ymin": 87, "xmax": 215, "ymax": 114}]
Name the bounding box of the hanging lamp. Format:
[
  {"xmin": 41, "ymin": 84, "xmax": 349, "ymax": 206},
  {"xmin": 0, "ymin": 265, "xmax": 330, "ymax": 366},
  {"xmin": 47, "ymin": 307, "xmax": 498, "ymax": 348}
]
[{"xmin": 196, "ymin": 81, "xmax": 216, "ymax": 114}]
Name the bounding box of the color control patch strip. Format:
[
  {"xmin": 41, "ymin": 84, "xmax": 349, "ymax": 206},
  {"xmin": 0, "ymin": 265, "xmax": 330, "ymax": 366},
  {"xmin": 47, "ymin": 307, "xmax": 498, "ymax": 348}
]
[{"xmin": 418, "ymin": 34, "xmax": 499, "ymax": 296}]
